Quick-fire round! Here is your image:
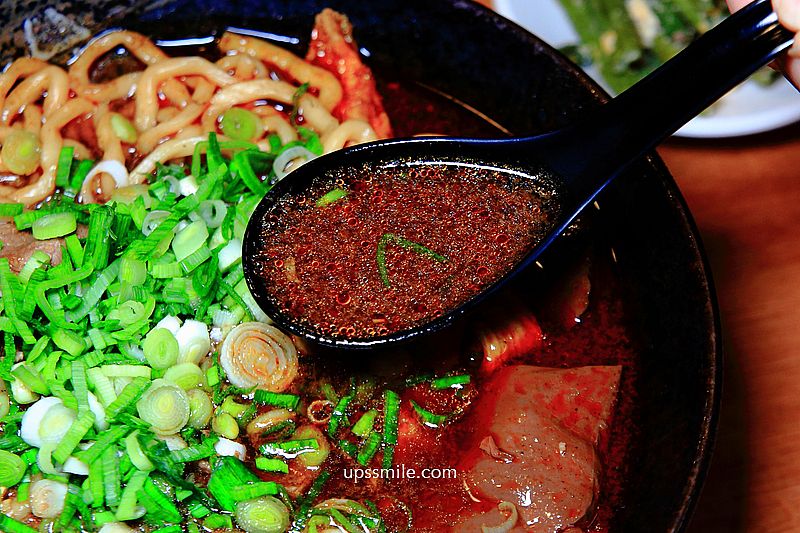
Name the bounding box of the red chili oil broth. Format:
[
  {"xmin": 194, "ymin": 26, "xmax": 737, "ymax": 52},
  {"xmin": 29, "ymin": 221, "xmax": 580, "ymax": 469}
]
[{"xmin": 252, "ymin": 161, "xmax": 561, "ymax": 339}]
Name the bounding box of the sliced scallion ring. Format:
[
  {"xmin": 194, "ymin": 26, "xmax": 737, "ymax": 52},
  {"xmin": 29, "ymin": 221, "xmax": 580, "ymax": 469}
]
[
  {"xmin": 273, "ymin": 146, "xmax": 316, "ymax": 181},
  {"xmin": 30, "ymin": 479, "xmax": 68, "ymax": 518},
  {"xmin": 32, "ymin": 212, "xmax": 77, "ymax": 240},
  {"xmin": 163, "ymin": 362, "xmax": 205, "ymax": 390},
  {"xmin": 186, "ymin": 389, "xmax": 213, "ymax": 429},
  {"xmin": 234, "ymin": 496, "xmax": 290, "ymax": 533},
  {"xmin": 0, "ymin": 450, "xmax": 26, "ymax": 486},
  {"xmin": 142, "ymin": 327, "xmax": 179, "ymax": 369},
  {"xmin": 136, "ymin": 379, "xmax": 190, "ymax": 435},
  {"xmin": 220, "ymin": 107, "xmax": 262, "ymax": 141}
]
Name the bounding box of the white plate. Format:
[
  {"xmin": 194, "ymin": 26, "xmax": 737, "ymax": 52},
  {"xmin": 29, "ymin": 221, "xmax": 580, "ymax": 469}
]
[{"xmin": 494, "ymin": 0, "xmax": 800, "ymax": 138}]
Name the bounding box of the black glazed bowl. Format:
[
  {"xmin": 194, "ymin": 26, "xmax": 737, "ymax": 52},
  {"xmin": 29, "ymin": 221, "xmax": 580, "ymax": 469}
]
[{"xmin": 1, "ymin": 0, "xmax": 720, "ymax": 530}]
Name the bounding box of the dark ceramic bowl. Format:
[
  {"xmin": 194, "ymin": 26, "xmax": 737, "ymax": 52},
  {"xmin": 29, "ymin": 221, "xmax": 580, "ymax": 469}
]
[{"xmin": 0, "ymin": 0, "xmax": 720, "ymax": 530}]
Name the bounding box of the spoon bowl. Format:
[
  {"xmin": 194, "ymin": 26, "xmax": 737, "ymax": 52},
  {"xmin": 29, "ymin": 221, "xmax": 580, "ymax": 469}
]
[{"xmin": 243, "ymin": 0, "xmax": 792, "ymax": 349}]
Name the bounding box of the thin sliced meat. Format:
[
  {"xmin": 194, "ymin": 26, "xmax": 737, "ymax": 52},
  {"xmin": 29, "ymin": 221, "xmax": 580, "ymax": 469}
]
[
  {"xmin": 455, "ymin": 365, "xmax": 621, "ymax": 532},
  {"xmin": 306, "ymin": 9, "xmax": 393, "ymax": 138},
  {"xmin": 0, "ymin": 219, "xmax": 62, "ymax": 272}
]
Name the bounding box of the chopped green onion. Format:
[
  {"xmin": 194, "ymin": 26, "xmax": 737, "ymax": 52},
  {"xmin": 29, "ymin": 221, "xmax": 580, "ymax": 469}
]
[
  {"xmin": 74, "ymin": 425, "xmax": 130, "ymax": 464},
  {"xmin": 357, "ymin": 431, "xmax": 382, "ymax": 466},
  {"xmin": 0, "ymin": 449, "xmax": 26, "ymax": 486},
  {"xmin": 253, "ymin": 390, "xmax": 300, "ymax": 410},
  {"xmin": 55, "ymin": 146, "xmax": 75, "ymax": 188},
  {"xmin": 52, "ymin": 329, "xmax": 86, "ymax": 357},
  {"xmin": 220, "ymin": 108, "xmax": 262, "ymax": 141},
  {"xmin": 105, "ymin": 376, "xmax": 150, "ymax": 421},
  {"xmin": 102, "ymin": 445, "xmax": 121, "ymax": 508},
  {"xmin": 431, "ymin": 374, "xmax": 471, "ymax": 389},
  {"xmin": 115, "ymin": 469, "xmax": 148, "ymax": 521},
  {"xmin": 119, "ymin": 256, "xmax": 147, "ymax": 285},
  {"xmin": 328, "ymin": 394, "xmax": 352, "ymax": 437},
  {"xmin": 180, "ymin": 244, "xmax": 211, "ymax": 273},
  {"xmin": 170, "ymin": 437, "xmax": 217, "ymax": 463},
  {"xmin": 351, "ymin": 409, "xmax": 378, "ymax": 437},
  {"xmin": 255, "ymin": 457, "xmax": 289, "ymax": 474},
  {"xmin": 230, "ymin": 481, "xmax": 281, "ymax": 501},
  {"xmin": 137, "ymin": 477, "xmax": 182, "ymax": 523},
  {"xmin": 52, "ymin": 410, "xmax": 95, "ymax": 464},
  {"xmin": 149, "ymin": 260, "xmax": 183, "ymax": 278},
  {"xmin": 410, "ymin": 399, "xmax": 450, "ymax": 428},
  {"xmin": 0, "ymin": 203, "xmax": 24, "ymax": 217},
  {"xmin": 11, "ymin": 364, "xmax": 49, "ymax": 395},
  {"xmin": 259, "ymin": 439, "xmax": 318, "ymax": 458},
  {"xmin": 71, "ymin": 360, "xmax": 89, "ymax": 414},
  {"xmin": 186, "ymin": 389, "xmax": 213, "ymax": 429},
  {"xmin": 110, "ymin": 113, "xmax": 138, "ymax": 144},
  {"xmin": 143, "ymin": 328, "xmax": 179, "ymax": 369},
  {"xmin": 172, "ymin": 220, "xmax": 208, "ymax": 262},
  {"xmin": 212, "ymin": 412, "xmax": 239, "ymax": 439},
  {"xmin": 32, "ymin": 212, "xmax": 77, "ymax": 240},
  {"xmin": 207, "ymin": 456, "xmax": 260, "ymax": 512},
  {"xmin": 316, "ymin": 188, "xmax": 349, "ymax": 207},
  {"xmin": 0, "ymin": 514, "xmax": 39, "ymax": 533},
  {"xmin": 69, "ymin": 159, "xmax": 95, "ymax": 193},
  {"xmin": 231, "ymin": 151, "xmax": 268, "ymax": 195},
  {"xmin": 382, "ymin": 390, "xmax": 400, "ymax": 469},
  {"xmin": 136, "ymin": 379, "xmax": 190, "ymax": 435},
  {"xmin": 124, "ymin": 430, "xmax": 154, "ymax": 472},
  {"xmin": 376, "ymin": 233, "xmax": 448, "ymax": 288},
  {"xmin": 101, "ymin": 365, "xmax": 151, "ymax": 379},
  {"xmin": 292, "ymin": 426, "xmax": 329, "ymax": 467},
  {"xmin": 163, "ymin": 362, "xmax": 204, "ymax": 390},
  {"xmin": 204, "ymin": 514, "xmax": 234, "ymax": 530},
  {"xmin": 235, "ymin": 495, "xmax": 290, "ymax": 533}
]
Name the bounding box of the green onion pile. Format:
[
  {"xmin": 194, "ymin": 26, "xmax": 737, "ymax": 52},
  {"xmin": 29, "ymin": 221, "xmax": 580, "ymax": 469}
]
[
  {"xmin": 0, "ymin": 126, "xmax": 331, "ymax": 533},
  {"xmin": 0, "ymin": 110, "xmax": 478, "ymax": 532}
]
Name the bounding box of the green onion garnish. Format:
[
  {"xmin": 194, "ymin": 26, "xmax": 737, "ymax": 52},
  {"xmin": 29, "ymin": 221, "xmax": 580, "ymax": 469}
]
[
  {"xmin": 230, "ymin": 481, "xmax": 282, "ymax": 501},
  {"xmin": 357, "ymin": 431, "xmax": 383, "ymax": 466},
  {"xmin": 328, "ymin": 394, "xmax": 353, "ymax": 437},
  {"xmin": 0, "ymin": 513, "xmax": 39, "ymax": 533},
  {"xmin": 382, "ymin": 389, "xmax": 401, "ymax": 469},
  {"xmin": 0, "ymin": 450, "xmax": 26, "ymax": 487},
  {"xmin": 260, "ymin": 439, "xmax": 319, "ymax": 458},
  {"xmin": 207, "ymin": 456, "xmax": 260, "ymax": 512},
  {"xmin": 54, "ymin": 146, "xmax": 75, "ymax": 188},
  {"xmin": 253, "ymin": 390, "xmax": 301, "ymax": 410},
  {"xmin": 255, "ymin": 457, "xmax": 289, "ymax": 473},
  {"xmin": 351, "ymin": 409, "xmax": 379, "ymax": 437},
  {"xmin": 376, "ymin": 233, "xmax": 448, "ymax": 287},
  {"xmin": 0, "ymin": 203, "xmax": 24, "ymax": 217},
  {"xmin": 431, "ymin": 374, "xmax": 471, "ymax": 389},
  {"xmin": 411, "ymin": 399, "xmax": 451, "ymax": 428},
  {"xmin": 316, "ymin": 188, "xmax": 348, "ymax": 207}
]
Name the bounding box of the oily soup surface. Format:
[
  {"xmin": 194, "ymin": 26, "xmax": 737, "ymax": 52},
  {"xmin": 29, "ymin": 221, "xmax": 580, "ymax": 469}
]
[{"xmin": 253, "ymin": 161, "xmax": 560, "ymax": 338}]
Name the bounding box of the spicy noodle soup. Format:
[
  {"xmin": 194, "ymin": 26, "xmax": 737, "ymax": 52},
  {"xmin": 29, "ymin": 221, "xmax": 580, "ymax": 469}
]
[{"xmin": 0, "ymin": 9, "xmax": 639, "ymax": 533}]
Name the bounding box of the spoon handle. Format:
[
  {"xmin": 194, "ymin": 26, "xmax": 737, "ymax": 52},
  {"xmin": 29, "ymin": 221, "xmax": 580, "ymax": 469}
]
[{"xmin": 542, "ymin": 0, "xmax": 793, "ymax": 208}]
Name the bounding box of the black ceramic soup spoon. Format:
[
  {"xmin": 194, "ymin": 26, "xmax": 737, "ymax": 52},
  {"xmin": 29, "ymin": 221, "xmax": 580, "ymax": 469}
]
[{"xmin": 243, "ymin": 0, "xmax": 793, "ymax": 349}]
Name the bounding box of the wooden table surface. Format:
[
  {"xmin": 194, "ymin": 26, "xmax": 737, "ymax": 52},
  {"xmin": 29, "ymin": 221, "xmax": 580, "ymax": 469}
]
[{"xmin": 658, "ymin": 126, "xmax": 800, "ymax": 532}]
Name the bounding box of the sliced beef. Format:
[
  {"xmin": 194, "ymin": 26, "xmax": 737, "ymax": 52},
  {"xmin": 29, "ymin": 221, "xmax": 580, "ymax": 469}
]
[
  {"xmin": 454, "ymin": 365, "xmax": 621, "ymax": 532},
  {"xmin": 0, "ymin": 219, "xmax": 62, "ymax": 272}
]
